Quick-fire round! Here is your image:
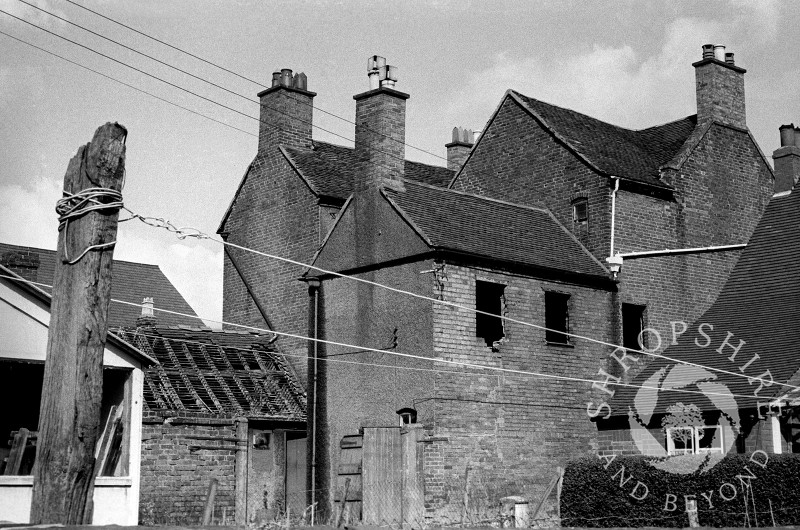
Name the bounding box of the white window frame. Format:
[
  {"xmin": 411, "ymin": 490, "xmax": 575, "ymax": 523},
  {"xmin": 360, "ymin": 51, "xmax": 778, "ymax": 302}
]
[{"xmin": 666, "ymin": 425, "xmax": 723, "ymax": 456}]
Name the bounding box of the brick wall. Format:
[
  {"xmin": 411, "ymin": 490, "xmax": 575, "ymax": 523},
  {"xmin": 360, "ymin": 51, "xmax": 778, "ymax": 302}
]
[
  {"xmin": 139, "ymin": 414, "xmax": 236, "ymax": 525},
  {"xmin": 423, "ymin": 263, "xmax": 615, "ymax": 523},
  {"xmin": 319, "ymin": 256, "xmax": 617, "ymax": 523},
  {"xmin": 453, "ymin": 98, "xmax": 610, "ymax": 260},
  {"xmin": 453, "ymin": 98, "xmax": 772, "ymax": 385},
  {"xmin": 221, "ymin": 151, "xmax": 320, "ymax": 387}
]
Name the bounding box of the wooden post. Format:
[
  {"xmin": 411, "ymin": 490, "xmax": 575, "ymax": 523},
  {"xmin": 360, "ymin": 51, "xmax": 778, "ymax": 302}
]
[
  {"xmin": 235, "ymin": 418, "xmax": 249, "ymax": 525},
  {"xmin": 29, "ymin": 123, "xmax": 127, "ymax": 524}
]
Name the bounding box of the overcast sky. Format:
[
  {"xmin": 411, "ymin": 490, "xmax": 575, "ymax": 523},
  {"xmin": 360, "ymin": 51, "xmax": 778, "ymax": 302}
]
[{"xmin": 1, "ymin": 0, "xmax": 798, "ymax": 327}]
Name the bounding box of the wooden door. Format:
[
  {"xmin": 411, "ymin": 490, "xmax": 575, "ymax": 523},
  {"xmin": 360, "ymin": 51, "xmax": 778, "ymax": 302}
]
[{"xmin": 285, "ymin": 433, "xmax": 307, "ymax": 517}]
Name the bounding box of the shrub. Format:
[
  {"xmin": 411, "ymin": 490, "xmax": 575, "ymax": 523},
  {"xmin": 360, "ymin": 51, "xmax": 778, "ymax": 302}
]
[{"xmin": 560, "ymin": 453, "xmax": 800, "ymax": 527}]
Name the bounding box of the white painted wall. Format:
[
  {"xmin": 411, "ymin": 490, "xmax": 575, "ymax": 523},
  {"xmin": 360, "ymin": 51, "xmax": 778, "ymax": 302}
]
[{"xmin": 0, "ymin": 276, "xmax": 146, "ymax": 524}]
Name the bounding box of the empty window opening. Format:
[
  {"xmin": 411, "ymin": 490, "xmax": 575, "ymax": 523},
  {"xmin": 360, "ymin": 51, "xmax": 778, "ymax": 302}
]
[
  {"xmin": 476, "ymin": 280, "xmax": 505, "ymax": 347},
  {"xmin": 545, "ymin": 291, "xmax": 570, "ymax": 344},
  {"xmin": 572, "ymin": 198, "xmax": 588, "ymax": 227},
  {"xmin": 0, "ymin": 361, "xmax": 130, "ymax": 476},
  {"xmin": 622, "ymin": 303, "xmax": 646, "ymax": 352}
]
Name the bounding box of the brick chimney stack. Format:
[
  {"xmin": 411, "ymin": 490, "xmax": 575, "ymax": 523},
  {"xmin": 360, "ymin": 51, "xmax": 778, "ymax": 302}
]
[
  {"xmin": 445, "ymin": 127, "xmax": 474, "ymax": 171},
  {"xmin": 693, "ymin": 44, "xmax": 746, "ymax": 128},
  {"xmin": 353, "ymin": 55, "xmax": 408, "ymax": 192},
  {"xmin": 773, "ymin": 124, "xmax": 800, "ymax": 193},
  {"xmin": 257, "ymin": 69, "xmax": 315, "ymax": 155},
  {"xmin": 136, "ymin": 297, "xmax": 157, "ymax": 328}
]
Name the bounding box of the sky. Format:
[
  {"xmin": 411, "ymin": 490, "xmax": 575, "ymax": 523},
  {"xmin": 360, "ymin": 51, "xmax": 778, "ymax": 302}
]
[{"xmin": 1, "ymin": 0, "xmax": 798, "ymax": 328}]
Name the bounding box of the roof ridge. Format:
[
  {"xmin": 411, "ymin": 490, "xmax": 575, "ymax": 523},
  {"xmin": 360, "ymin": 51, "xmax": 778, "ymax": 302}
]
[
  {"xmin": 510, "ymin": 90, "xmax": 640, "ymax": 134},
  {"xmin": 397, "ymin": 177, "xmax": 553, "ymax": 215},
  {"xmin": 308, "ymin": 140, "xmax": 450, "ymax": 171},
  {"xmin": 0, "ymin": 242, "xmax": 163, "ymax": 268}
]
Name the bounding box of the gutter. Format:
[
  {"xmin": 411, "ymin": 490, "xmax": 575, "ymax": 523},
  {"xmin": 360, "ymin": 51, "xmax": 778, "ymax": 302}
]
[{"xmin": 619, "ymin": 243, "xmax": 747, "ymax": 260}]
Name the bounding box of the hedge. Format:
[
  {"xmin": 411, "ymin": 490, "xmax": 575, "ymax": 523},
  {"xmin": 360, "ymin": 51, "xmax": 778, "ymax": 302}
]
[{"xmin": 560, "ymin": 453, "xmax": 800, "ymax": 527}]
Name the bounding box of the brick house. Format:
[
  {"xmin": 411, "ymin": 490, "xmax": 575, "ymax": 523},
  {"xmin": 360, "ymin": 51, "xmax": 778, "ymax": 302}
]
[
  {"xmin": 218, "ymin": 45, "xmax": 775, "ymax": 524},
  {"xmin": 216, "ymin": 69, "xmax": 453, "ymax": 388},
  {"xmin": 598, "ymin": 124, "xmax": 800, "ymax": 458},
  {"xmin": 117, "ymin": 324, "xmax": 306, "ymax": 525},
  {"xmin": 449, "ymin": 44, "xmax": 773, "ymax": 374}
]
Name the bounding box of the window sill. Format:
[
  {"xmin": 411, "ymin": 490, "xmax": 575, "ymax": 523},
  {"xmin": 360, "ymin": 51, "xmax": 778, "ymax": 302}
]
[
  {"xmin": 0, "ymin": 476, "xmax": 132, "ymax": 487},
  {"xmin": 545, "ymin": 341, "xmax": 574, "ymax": 348}
]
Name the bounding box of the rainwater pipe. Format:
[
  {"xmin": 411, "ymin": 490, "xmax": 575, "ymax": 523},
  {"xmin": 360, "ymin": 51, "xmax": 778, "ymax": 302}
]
[
  {"xmin": 307, "ymin": 277, "xmax": 321, "ymax": 526},
  {"xmin": 606, "ymin": 177, "xmax": 623, "ymax": 278}
]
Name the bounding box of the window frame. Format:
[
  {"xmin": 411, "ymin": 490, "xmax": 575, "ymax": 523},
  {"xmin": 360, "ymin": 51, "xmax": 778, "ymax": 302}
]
[
  {"xmin": 572, "ymin": 197, "xmax": 589, "ymax": 227},
  {"xmin": 622, "ymin": 303, "xmax": 647, "ymax": 353},
  {"xmin": 475, "ymin": 280, "xmax": 506, "ymax": 347},
  {"xmin": 544, "ymin": 291, "xmax": 571, "ymax": 345},
  {"xmin": 666, "ymin": 425, "xmax": 724, "ymax": 456}
]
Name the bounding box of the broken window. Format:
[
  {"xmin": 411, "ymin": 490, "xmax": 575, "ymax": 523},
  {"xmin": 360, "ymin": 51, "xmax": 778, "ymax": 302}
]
[
  {"xmin": 572, "ymin": 198, "xmax": 588, "ymax": 227},
  {"xmin": 0, "ymin": 361, "xmax": 131, "ymax": 477},
  {"xmin": 622, "ymin": 303, "xmax": 646, "ymax": 353},
  {"xmin": 545, "ymin": 291, "xmax": 570, "ymax": 344},
  {"xmin": 476, "ymin": 280, "xmax": 505, "ymax": 347}
]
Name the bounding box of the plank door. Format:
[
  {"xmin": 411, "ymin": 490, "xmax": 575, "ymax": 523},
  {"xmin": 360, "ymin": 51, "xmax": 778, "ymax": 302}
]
[
  {"xmin": 286, "ymin": 432, "xmax": 307, "ymax": 517},
  {"xmin": 361, "ymin": 426, "xmax": 402, "ymax": 526}
]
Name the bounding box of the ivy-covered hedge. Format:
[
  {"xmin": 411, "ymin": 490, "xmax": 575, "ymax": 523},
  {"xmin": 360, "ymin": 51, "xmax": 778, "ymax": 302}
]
[{"xmin": 561, "ymin": 453, "xmax": 800, "ymax": 527}]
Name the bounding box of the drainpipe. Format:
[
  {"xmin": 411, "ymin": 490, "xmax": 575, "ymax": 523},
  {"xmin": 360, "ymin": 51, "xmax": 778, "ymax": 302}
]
[
  {"xmin": 307, "ymin": 277, "xmax": 321, "ymax": 526},
  {"xmin": 605, "ymin": 177, "xmax": 623, "ymax": 279},
  {"xmin": 609, "ymin": 176, "xmax": 620, "ymax": 257}
]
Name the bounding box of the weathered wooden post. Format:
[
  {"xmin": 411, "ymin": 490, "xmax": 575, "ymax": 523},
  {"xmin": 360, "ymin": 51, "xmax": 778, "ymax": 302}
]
[{"xmin": 30, "ymin": 122, "xmax": 127, "ymax": 524}]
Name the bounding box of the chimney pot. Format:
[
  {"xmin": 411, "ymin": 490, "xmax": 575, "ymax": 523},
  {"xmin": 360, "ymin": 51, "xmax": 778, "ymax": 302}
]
[
  {"xmin": 725, "ymin": 52, "xmax": 735, "ymax": 65},
  {"xmin": 779, "ymin": 124, "xmax": 796, "ymax": 147},
  {"xmin": 280, "ymin": 68, "xmax": 293, "ymax": 87},
  {"xmin": 293, "ymin": 72, "xmax": 308, "ymax": 91},
  {"xmin": 713, "ymin": 45, "xmax": 726, "ymax": 61},
  {"xmin": 137, "ymin": 297, "xmax": 157, "ymax": 327},
  {"xmin": 446, "ymin": 126, "xmax": 475, "ymax": 171},
  {"xmin": 271, "ymin": 71, "xmax": 281, "ymax": 87},
  {"xmin": 702, "ymin": 44, "xmax": 715, "ymax": 59}
]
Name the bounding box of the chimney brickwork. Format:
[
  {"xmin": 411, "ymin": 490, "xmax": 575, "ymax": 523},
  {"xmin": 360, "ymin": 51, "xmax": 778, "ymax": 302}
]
[
  {"xmin": 353, "ymin": 56, "xmax": 408, "ymax": 192},
  {"xmin": 257, "ymin": 70, "xmax": 315, "ymax": 154},
  {"xmin": 773, "ymin": 124, "xmax": 800, "ymax": 194},
  {"xmin": 693, "ymin": 44, "xmax": 746, "ymax": 128},
  {"xmin": 445, "ymin": 127, "xmax": 474, "ymax": 171}
]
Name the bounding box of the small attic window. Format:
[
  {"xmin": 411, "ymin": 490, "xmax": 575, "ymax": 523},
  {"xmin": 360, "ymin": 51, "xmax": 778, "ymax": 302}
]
[
  {"xmin": 476, "ymin": 280, "xmax": 505, "ymax": 347},
  {"xmin": 572, "ymin": 198, "xmax": 588, "ymax": 227}
]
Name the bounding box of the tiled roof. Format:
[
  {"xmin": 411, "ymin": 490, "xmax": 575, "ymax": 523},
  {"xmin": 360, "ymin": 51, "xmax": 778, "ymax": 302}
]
[
  {"xmin": 118, "ymin": 326, "xmax": 306, "ymax": 421},
  {"xmin": 0, "ymin": 243, "xmax": 203, "ymax": 328},
  {"xmin": 382, "ymin": 180, "xmax": 609, "ymax": 280},
  {"xmin": 510, "ymin": 91, "xmax": 697, "ymax": 187},
  {"xmin": 283, "ymin": 141, "xmax": 454, "ymax": 199},
  {"xmin": 608, "ymin": 189, "xmax": 800, "ymax": 416}
]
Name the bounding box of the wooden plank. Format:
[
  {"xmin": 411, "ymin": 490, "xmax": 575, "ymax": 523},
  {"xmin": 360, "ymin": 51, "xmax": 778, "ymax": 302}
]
[
  {"xmin": 337, "ymin": 463, "xmax": 362, "ymax": 475},
  {"xmin": 119, "ymin": 373, "xmax": 132, "ymax": 476},
  {"xmin": 30, "ymin": 122, "xmax": 127, "ymax": 525},
  {"xmin": 361, "ymin": 427, "xmax": 402, "ymax": 526},
  {"xmin": 340, "ymin": 435, "xmax": 363, "ymax": 449},
  {"xmin": 234, "ymin": 419, "xmax": 248, "ymax": 525},
  {"xmin": 94, "ymin": 405, "xmax": 121, "ymax": 477},
  {"xmin": 4, "ymin": 428, "xmax": 30, "ymax": 475}
]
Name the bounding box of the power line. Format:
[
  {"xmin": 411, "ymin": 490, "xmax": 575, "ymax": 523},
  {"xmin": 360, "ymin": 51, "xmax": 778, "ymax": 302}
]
[
  {"xmin": 1, "ymin": 6, "xmax": 788, "ymax": 397},
  {"xmin": 0, "ymin": 29, "xmax": 256, "ymax": 138},
  {"xmin": 0, "ymin": 272, "xmax": 783, "ymax": 404},
  {"xmin": 123, "ymin": 209, "xmax": 799, "ymax": 396},
  {"xmin": 60, "ymin": 0, "xmax": 451, "ymax": 163},
  {"xmin": 1, "ymin": 8, "xmax": 446, "ymax": 176}
]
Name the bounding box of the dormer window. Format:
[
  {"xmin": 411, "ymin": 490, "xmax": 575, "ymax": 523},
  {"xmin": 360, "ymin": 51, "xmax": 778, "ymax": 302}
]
[{"xmin": 572, "ymin": 198, "xmax": 588, "ymax": 227}]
